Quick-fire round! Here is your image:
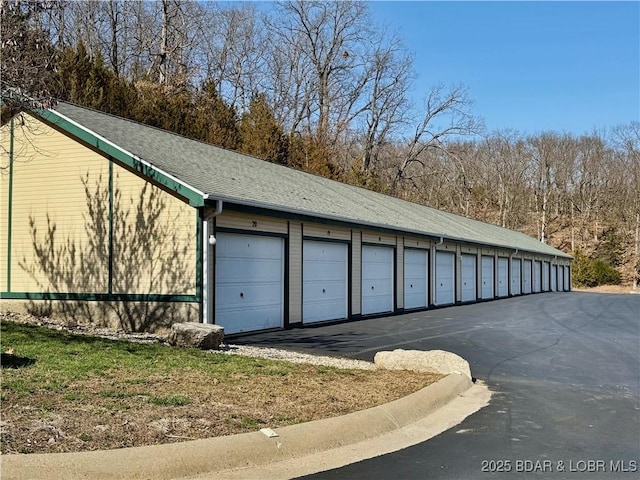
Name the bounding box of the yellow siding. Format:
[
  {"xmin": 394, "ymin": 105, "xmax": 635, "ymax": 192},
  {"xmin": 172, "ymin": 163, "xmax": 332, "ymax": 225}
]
[
  {"xmin": 1, "ymin": 124, "xmax": 10, "ymax": 291},
  {"xmin": 403, "ymin": 236, "xmax": 431, "ymax": 249},
  {"xmin": 302, "ymin": 223, "xmax": 350, "ymax": 241},
  {"xmin": 112, "ymin": 164, "xmax": 196, "ymax": 295},
  {"xmin": 289, "ymin": 221, "xmax": 302, "ymax": 324},
  {"xmin": 362, "ymin": 231, "xmax": 396, "ymax": 245},
  {"xmin": 435, "ymin": 243, "xmax": 456, "ymax": 252},
  {"xmin": 7, "ymin": 116, "xmax": 109, "ymax": 293},
  {"xmin": 351, "ymin": 230, "xmax": 361, "ymax": 315},
  {"xmin": 216, "ymin": 211, "xmax": 288, "ymax": 234}
]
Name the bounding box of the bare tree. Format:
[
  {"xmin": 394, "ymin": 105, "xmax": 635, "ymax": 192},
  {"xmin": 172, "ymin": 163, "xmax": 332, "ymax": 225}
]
[
  {"xmin": 1, "ymin": 0, "xmax": 58, "ymax": 125},
  {"xmin": 357, "ymin": 33, "xmax": 412, "ymax": 174},
  {"xmin": 266, "ymin": 1, "xmax": 372, "ymax": 141},
  {"xmin": 193, "ymin": 3, "xmax": 265, "ymax": 111},
  {"xmin": 390, "ymin": 84, "xmax": 483, "ymax": 193},
  {"xmin": 611, "ymin": 122, "xmax": 640, "ymax": 288}
]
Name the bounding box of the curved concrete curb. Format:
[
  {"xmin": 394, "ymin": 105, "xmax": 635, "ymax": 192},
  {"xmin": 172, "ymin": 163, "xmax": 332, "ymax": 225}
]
[{"xmin": 1, "ymin": 373, "xmax": 471, "ymax": 480}]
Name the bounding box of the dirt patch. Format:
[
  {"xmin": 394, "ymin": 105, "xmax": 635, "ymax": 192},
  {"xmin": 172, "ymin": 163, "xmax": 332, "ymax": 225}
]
[{"xmin": 573, "ymin": 285, "xmax": 638, "ymax": 294}]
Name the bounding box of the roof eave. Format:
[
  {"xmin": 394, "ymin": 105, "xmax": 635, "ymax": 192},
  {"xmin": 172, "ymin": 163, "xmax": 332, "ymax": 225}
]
[{"xmin": 208, "ymin": 195, "xmax": 572, "ymax": 259}]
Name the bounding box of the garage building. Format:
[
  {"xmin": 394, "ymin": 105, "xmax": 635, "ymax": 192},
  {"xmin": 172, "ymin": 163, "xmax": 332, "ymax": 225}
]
[{"xmin": 1, "ymin": 103, "xmax": 573, "ymax": 334}]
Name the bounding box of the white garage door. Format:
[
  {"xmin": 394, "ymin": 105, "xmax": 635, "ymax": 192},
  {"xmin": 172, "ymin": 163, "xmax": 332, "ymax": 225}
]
[
  {"xmin": 542, "ymin": 261, "xmax": 550, "ymax": 291},
  {"xmin": 558, "ymin": 266, "xmax": 565, "ymax": 292},
  {"xmin": 522, "ymin": 260, "xmax": 532, "ymax": 294},
  {"xmin": 533, "ymin": 261, "xmax": 542, "ymax": 293},
  {"xmin": 404, "ymin": 249, "xmax": 428, "ymax": 310},
  {"xmin": 551, "ymin": 265, "xmax": 558, "ymax": 291},
  {"xmin": 215, "ymin": 233, "xmax": 284, "ymax": 334},
  {"xmin": 303, "ymin": 240, "xmax": 348, "ymax": 324},
  {"xmin": 435, "ymin": 251, "xmax": 455, "ymax": 305},
  {"xmin": 511, "ymin": 258, "xmax": 521, "ymax": 295},
  {"xmin": 461, "ymin": 254, "xmax": 477, "ymax": 302},
  {"xmin": 362, "ymin": 245, "xmax": 394, "ymax": 315},
  {"xmin": 564, "ymin": 266, "xmax": 571, "ymax": 291},
  {"xmin": 497, "ymin": 257, "xmax": 509, "ymax": 297},
  {"xmin": 481, "ymin": 256, "xmax": 494, "ymax": 299}
]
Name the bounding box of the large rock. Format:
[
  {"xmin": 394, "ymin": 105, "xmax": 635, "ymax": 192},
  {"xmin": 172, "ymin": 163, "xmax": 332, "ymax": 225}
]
[
  {"xmin": 168, "ymin": 322, "xmax": 224, "ymax": 350},
  {"xmin": 374, "ymin": 349, "xmax": 472, "ymax": 379}
]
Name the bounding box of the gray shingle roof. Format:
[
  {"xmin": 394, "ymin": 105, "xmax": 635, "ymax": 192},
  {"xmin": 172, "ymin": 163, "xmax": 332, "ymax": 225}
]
[{"xmin": 50, "ymin": 102, "xmax": 571, "ymax": 259}]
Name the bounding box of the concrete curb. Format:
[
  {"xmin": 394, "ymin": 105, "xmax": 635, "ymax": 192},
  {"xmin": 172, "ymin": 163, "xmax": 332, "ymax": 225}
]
[{"xmin": 1, "ymin": 373, "xmax": 472, "ymax": 480}]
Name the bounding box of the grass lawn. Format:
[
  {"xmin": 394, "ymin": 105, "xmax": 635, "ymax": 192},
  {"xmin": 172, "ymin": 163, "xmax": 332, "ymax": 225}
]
[{"xmin": 0, "ymin": 321, "xmax": 441, "ymax": 454}]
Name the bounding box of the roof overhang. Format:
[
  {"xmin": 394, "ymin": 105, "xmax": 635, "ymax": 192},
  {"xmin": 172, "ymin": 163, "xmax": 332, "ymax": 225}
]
[{"xmin": 35, "ymin": 107, "xmax": 207, "ymax": 207}]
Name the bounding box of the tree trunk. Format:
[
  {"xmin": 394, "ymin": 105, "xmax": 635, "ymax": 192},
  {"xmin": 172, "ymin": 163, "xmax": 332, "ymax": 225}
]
[{"xmin": 634, "ymin": 213, "xmax": 639, "ymax": 290}]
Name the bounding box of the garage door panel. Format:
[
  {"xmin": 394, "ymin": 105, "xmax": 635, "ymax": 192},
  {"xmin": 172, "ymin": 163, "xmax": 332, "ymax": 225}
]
[
  {"xmin": 303, "ymin": 241, "xmax": 348, "ymax": 323},
  {"xmin": 404, "ymin": 249, "xmax": 428, "ymax": 310},
  {"xmin": 497, "ymin": 257, "xmax": 509, "ymax": 297},
  {"xmin": 533, "ymin": 261, "xmax": 542, "ymax": 293},
  {"xmin": 217, "ymin": 283, "xmax": 283, "ymax": 303},
  {"xmin": 216, "ymin": 258, "xmax": 282, "ymax": 282},
  {"xmin": 511, "ymin": 259, "xmax": 521, "ymax": 295},
  {"xmin": 362, "ymin": 246, "xmax": 394, "ymax": 315},
  {"xmin": 543, "ymin": 262, "xmax": 550, "ymax": 291},
  {"xmin": 435, "ymin": 251, "xmax": 455, "ymax": 305},
  {"xmin": 481, "ymin": 256, "xmax": 494, "ymax": 299},
  {"xmin": 523, "ymin": 260, "xmax": 532, "ymax": 294},
  {"xmin": 461, "ymin": 254, "xmax": 477, "ymax": 302},
  {"xmin": 216, "ymin": 233, "xmax": 284, "ymax": 334},
  {"xmin": 220, "ymin": 236, "xmax": 283, "ymax": 259},
  {"xmin": 303, "ymin": 261, "xmax": 346, "ymax": 281}
]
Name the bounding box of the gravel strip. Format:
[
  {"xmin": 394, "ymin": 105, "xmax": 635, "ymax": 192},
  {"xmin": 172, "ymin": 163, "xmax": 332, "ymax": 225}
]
[
  {"xmin": 2, "ymin": 312, "xmax": 375, "ymax": 370},
  {"xmin": 217, "ymin": 344, "xmax": 375, "ymax": 370}
]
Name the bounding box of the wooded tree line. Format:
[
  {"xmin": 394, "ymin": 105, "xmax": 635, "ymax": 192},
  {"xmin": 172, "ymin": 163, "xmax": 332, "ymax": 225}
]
[{"xmin": 2, "ymin": 0, "xmax": 638, "ymax": 286}]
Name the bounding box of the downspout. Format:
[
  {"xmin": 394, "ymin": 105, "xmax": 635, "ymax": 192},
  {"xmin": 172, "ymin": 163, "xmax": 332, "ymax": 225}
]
[{"xmin": 202, "ymin": 199, "xmax": 223, "ymax": 324}]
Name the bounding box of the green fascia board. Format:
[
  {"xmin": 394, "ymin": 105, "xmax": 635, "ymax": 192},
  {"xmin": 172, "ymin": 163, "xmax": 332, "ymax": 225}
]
[
  {"xmin": 1, "ymin": 292, "xmax": 198, "ymax": 302},
  {"xmin": 35, "ymin": 108, "xmax": 205, "ymax": 207}
]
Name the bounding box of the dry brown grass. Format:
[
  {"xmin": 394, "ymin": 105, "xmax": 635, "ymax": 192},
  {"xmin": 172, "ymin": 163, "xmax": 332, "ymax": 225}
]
[
  {"xmin": 573, "ymin": 285, "xmax": 638, "ymax": 294},
  {"xmin": 1, "ymin": 320, "xmax": 441, "ymax": 455}
]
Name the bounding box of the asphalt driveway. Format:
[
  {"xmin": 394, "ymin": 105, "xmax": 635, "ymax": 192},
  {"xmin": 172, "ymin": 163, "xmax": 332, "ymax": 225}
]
[{"xmin": 236, "ymin": 292, "xmax": 640, "ymax": 479}]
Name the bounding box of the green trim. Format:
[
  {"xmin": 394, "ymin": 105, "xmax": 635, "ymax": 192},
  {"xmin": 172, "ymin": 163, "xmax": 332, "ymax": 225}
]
[
  {"xmin": 108, "ymin": 159, "xmax": 114, "ymax": 293},
  {"xmin": 6, "ymin": 118, "xmax": 14, "ymax": 292},
  {"xmin": 195, "ymin": 210, "xmax": 203, "ymax": 303},
  {"xmin": 37, "ymin": 109, "xmax": 205, "ymax": 207},
  {"xmin": 1, "ymin": 292, "xmax": 198, "ymax": 302}
]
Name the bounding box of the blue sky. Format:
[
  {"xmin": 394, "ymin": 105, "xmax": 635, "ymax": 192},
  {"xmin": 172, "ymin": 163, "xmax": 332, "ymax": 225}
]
[{"xmin": 367, "ymin": 1, "xmax": 639, "ymax": 136}]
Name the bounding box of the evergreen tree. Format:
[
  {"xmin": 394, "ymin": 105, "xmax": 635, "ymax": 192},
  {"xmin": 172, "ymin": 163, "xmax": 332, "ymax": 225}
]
[
  {"xmin": 193, "ymin": 81, "xmax": 240, "ymax": 150},
  {"xmin": 56, "ymin": 42, "xmax": 136, "ymax": 117},
  {"xmin": 130, "ymin": 81, "xmax": 196, "ymax": 138},
  {"xmin": 239, "ymin": 93, "xmax": 288, "ymax": 164}
]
